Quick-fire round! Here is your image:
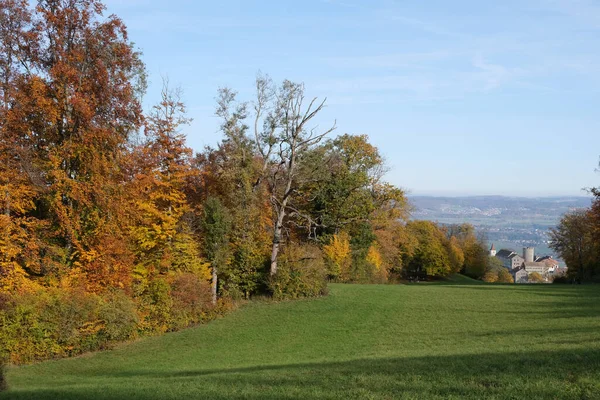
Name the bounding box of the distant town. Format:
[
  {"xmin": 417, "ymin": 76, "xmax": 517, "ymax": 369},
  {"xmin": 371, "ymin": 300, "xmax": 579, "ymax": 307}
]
[
  {"xmin": 410, "ymin": 195, "xmax": 592, "ymax": 266},
  {"xmin": 490, "ymin": 245, "xmax": 567, "ymax": 283}
]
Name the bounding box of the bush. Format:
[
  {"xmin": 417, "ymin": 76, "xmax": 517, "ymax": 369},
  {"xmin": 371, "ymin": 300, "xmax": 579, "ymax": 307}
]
[
  {"xmin": 552, "ymin": 275, "xmax": 569, "ymax": 284},
  {"xmin": 497, "ymin": 269, "xmax": 514, "ymax": 283},
  {"xmin": 0, "ymin": 287, "xmax": 141, "ymax": 364},
  {"xmin": 0, "ymin": 288, "xmax": 106, "ymax": 363},
  {"xmin": 1, "ymin": 276, "xmax": 227, "ymax": 364},
  {"xmin": 483, "ymin": 270, "xmax": 498, "ymax": 283},
  {"xmin": 529, "ymin": 272, "xmax": 544, "ymax": 283},
  {"xmin": 170, "ymin": 272, "xmax": 213, "ymax": 330},
  {"xmin": 268, "ymin": 243, "xmax": 328, "ymax": 300},
  {"xmin": 99, "ymin": 290, "xmax": 139, "ymax": 342},
  {"xmin": 0, "ymin": 357, "xmax": 6, "ymax": 392}
]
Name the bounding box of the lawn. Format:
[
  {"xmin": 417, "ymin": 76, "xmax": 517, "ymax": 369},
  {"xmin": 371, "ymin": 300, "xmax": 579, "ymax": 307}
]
[{"xmin": 3, "ymin": 280, "xmax": 600, "ymax": 399}]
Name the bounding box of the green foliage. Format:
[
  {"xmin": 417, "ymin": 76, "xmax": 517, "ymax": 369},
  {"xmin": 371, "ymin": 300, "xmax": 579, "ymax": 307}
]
[
  {"xmin": 220, "ymin": 237, "xmax": 268, "ymax": 300},
  {"xmin": 201, "ymin": 197, "xmax": 231, "ymax": 266},
  {"xmin": 268, "ymin": 244, "xmax": 328, "ymax": 300},
  {"xmin": 488, "ymin": 256, "xmax": 505, "ymax": 271}
]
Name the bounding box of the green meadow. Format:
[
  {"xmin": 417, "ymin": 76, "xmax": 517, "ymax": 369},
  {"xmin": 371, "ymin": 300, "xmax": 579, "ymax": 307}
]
[{"xmin": 3, "ymin": 279, "xmax": 600, "ymax": 399}]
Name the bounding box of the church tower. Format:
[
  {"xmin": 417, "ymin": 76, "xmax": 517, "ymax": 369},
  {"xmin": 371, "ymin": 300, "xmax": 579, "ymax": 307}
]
[{"xmin": 490, "ymin": 243, "xmax": 496, "ymax": 257}]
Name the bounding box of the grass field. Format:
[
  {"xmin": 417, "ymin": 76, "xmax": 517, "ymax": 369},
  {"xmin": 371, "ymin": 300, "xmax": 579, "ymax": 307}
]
[{"xmin": 3, "ymin": 279, "xmax": 600, "ymax": 399}]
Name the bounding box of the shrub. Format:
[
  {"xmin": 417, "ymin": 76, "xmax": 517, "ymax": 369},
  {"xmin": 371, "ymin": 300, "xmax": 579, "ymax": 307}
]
[
  {"xmin": 268, "ymin": 243, "xmax": 328, "ymax": 300},
  {"xmin": 137, "ymin": 277, "xmax": 173, "ymax": 334},
  {"xmin": 552, "ymin": 275, "xmax": 569, "ymax": 284},
  {"xmin": 40, "ymin": 288, "xmax": 103, "ymax": 355},
  {"xmin": 0, "ymin": 288, "xmax": 108, "ymax": 363},
  {"xmin": 0, "ymin": 355, "xmax": 6, "ymax": 392},
  {"xmin": 99, "ymin": 290, "xmax": 139, "ymax": 342},
  {"xmin": 497, "ymin": 269, "xmax": 514, "ymax": 283},
  {"xmin": 529, "ymin": 272, "xmax": 544, "ymax": 283},
  {"xmin": 483, "ymin": 270, "xmax": 498, "ymax": 283},
  {"xmin": 169, "ymin": 272, "xmax": 213, "ymax": 330}
]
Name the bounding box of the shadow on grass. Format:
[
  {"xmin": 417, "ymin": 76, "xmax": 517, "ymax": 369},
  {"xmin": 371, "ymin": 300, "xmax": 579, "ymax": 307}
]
[{"xmin": 4, "ymin": 348, "xmax": 600, "ymax": 400}]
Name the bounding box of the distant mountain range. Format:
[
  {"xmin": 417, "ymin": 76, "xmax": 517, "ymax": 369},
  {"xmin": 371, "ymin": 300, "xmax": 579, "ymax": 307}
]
[{"xmin": 408, "ymin": 196, "xmax": 592, "ymax": 263}]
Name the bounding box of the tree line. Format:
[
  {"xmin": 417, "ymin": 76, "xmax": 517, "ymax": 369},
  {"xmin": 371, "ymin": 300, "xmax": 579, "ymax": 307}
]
[
  {"xmin": 0, "ymin": 0, "xmax": 493, "ymax": 364},
  {"xmin": 550, "ymin": 188, "xmax": 600, "ymax": 283}
]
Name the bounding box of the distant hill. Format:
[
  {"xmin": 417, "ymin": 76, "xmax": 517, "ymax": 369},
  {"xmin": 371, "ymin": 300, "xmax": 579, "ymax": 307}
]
[{"xmin": 408, "ymin": 195, "xmax": 592, "ymax": 262}]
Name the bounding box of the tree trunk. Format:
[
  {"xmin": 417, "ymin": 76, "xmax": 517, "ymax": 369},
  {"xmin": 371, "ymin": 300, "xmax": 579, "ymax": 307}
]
[
  {"xmin": 3, "ymin": 189, "xmax": 9, "ymax": 217},
  {"xmin": 270, "ymin": 206, "xmax": 286, "ymax": 276},
  {"xmin": 211, "ymin": 266, "xmax": 218, "ymax": 305}
]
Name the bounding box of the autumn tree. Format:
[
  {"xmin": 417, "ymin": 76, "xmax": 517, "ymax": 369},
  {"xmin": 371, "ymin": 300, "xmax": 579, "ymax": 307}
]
[
  {"xmin": 497, "ymin": 268, "xmax": 514, "ymax": 283},
  {"xmin": 403, "ymin": 221, "xmax": 451, "ymax": 278},
  {"xmin": 550, "ymin": 210, "xmax": 598, "ymax": 281},
  {"xmin": 323, "ymin": 231, "xmax": 352, "ymax": 280},
  {"xmin": 130, "ymin": 82, "xmax": 209, "ymax": 291},
  {"xmin": 528, "ymin": 272, "xmax": 543, "ymax": 283},
  {"xmin": 0, "ymin": 0, "xmax": 146, "ymax": 290},
  {"xmin": 483, "ymin": 270, "xmax": 498, "ymax": 283}
]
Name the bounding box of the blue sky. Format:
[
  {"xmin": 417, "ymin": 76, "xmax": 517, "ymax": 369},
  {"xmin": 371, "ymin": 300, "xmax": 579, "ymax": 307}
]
[{"xmin": 104, "ymin": 0, "xmax": 600, "ymax": 196}]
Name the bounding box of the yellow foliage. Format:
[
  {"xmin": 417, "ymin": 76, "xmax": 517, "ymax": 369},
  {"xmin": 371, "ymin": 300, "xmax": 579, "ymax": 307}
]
[
  {"xmin": 366, "ymin": 245, "xmax": 383, "ymax": 271},
  {"xmin": 483, "ymin": 270, "xmax": 498, "ymax": 283},
  {"xmin": 323, "ymin": 232, "xmax": 352, "ymax": 280}
]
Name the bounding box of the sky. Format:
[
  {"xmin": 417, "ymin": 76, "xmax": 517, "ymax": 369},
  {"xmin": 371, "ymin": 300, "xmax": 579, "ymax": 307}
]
[{"xmin": 103, "ymin": 0, "xmax": 600, "ymax": 197}]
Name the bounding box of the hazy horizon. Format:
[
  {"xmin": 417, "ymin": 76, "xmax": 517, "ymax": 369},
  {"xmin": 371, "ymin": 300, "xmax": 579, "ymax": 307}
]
[{"xmin": 408, "ymin": 191, "xmax": 593, "ymax": 198}]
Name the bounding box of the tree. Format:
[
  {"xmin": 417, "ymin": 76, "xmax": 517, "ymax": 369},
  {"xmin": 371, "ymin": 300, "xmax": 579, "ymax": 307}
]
[
  {"xmin": 403, "ymin": 221, "xmax": 451, "ymax": 278},
  {"xmin": 497, "ymin": 268, "xmax": 514, "ymax": 283},
  {"xmin": 528, "ymin": 272, "xmax": 543, "ymax": 283},
  {"xmin": 130, "ymin": 83, "xmax": 199, "ymax": 274},
  {"xmin": 445, "ymin": 236, "xmax": 465, "ymax": 274},
  {"xmin": 0, "ymin": 0, "xmax": 146, "ymax": 290},
  {"xmin": 462, "ymin": 238, "xmax": 489, "ymax": 279},
  {"xmin": 201, "ymin": 196, "xmax": 231, "ymax": 304},
  {"xmin": 255, "ymin": 79, "xmax": 336, "ymax": 275},
  {"xmin": 488, "ymin": 256, "xmax": 504, "ymax": 271},
  {"xmin": 196, "ymin": 86, "xmax": 271, "ymax": 299},
  {"xmin": 323, "ymin": 231, "xmax": 351, "ymax": 280},
  {"xmin": 550, "ymin": 210, "xmax": 597, "ymax": 282},
  {"xmin": 483, "ymin": 270, "xmax": 498, "ymax": 283}
]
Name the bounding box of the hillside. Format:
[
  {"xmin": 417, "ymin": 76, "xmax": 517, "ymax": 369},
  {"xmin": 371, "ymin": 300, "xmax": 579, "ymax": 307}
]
[
  {"xmin": 4, "ymin": 282, "xmax": 600, "ymax": 399},
  {"xmin": 410, "ymin": 196, "xmax": 592, "ymax": 259}
]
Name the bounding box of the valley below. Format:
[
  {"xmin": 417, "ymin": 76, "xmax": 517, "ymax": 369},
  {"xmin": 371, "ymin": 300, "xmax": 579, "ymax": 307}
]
[{"xmin": 410, "ymin": 195, "xmax": 592, "ymax": 264}]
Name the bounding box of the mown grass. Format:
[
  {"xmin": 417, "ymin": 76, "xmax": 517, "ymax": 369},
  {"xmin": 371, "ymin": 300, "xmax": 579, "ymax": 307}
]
[{"xmin": 3, "ymin": 279, "xmax": 600, "ymax": 399}]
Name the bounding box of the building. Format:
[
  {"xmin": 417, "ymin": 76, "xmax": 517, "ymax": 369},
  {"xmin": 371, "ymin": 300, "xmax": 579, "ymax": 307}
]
[
  {"xmin": 524, "ymin": 261, "xmax": 549, "ymax": 275},
  {"xmin": 493, "ymin": 246, "xmax": 555, "ymax": 283},
  {"xmin": 535, "ymin": 256, "xmax": 560, "ymax": 273},
  {"xmin": 523, "ymin": 247, "xmax": 534, "ymax": 263},
  {"xmin": 512, "ymin": 265, "xmax": 528, "ymax": 283},
  {"xmin": 495, "ymin": 249, "xmax": 525, "ymax": 270},
  {"xmin": 490, "ymin": 243, "xmax": 496, "ymax": 257}
]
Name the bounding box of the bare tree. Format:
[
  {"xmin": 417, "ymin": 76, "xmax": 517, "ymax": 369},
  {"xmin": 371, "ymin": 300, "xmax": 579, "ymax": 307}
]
[
  {"xmin": 214, "ymin": 75, "xmax": 336, "ymax": 276},
  {"xmin": 261, "ymin": 79, "xmax": 336, "ymax": 275}
]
